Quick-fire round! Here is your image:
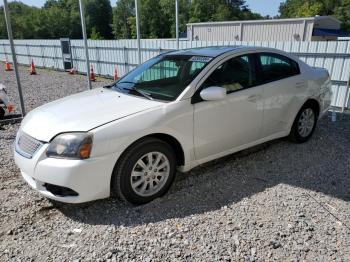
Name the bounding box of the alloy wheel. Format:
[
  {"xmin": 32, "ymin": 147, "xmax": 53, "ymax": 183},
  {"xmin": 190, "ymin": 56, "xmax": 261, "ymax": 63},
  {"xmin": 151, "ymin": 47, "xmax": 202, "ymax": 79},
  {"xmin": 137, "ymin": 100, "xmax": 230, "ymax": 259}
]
[
  {"xmin": 297, "ymin": 108, "xmax": 315, "ymax": 137},
  {"xmin": 130, "ymin": 152, "xmax": 170, "ymax": 197}
]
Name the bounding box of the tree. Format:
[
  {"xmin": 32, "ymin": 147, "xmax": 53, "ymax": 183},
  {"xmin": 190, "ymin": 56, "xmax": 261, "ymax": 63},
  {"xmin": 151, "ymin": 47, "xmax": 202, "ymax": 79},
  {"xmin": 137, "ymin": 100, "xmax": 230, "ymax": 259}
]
[
  {"xmin": 335, "ymin": 0, "xmax": 350, "ymax": 30},
  {"xmin": 0, "ymin": 0, "xmax": 267, "ymax": 39},
  {"xmin": 159, "ymin": 0, "xmax": 190, "ymax": 38},
  {"xmin": 279, "ymin": 0, "xmax": 350, "ymax": 30},
  {"xmin": 41, "ymin": 0, "xmax": 112, "ymax": 39},
  {"xmin": 85, "ymin": 0, "xmax": 113, "ymax": 39},
  {"xmin": 189, "ymin": 0, "xmax": 261, "ymax": 23},
  {"xmin": 140, "ymin": 0, "xmax": 168, "ymax": 38},
  {"xmin": 112, "ymin": 0, "xmax": 134, "ymax": 39}
]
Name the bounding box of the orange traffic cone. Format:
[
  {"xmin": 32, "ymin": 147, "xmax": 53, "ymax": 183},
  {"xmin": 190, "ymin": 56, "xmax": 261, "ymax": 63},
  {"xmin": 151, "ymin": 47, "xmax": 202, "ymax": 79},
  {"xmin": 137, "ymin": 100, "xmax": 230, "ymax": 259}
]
[
  {"xmin": 89, "ymin": 64, "xmax": 96, "ymax": 81},
  {"xmin": 5, "ymin": 59, "xmax": 11, "ymax": 71},
  {"xmin": 69, "ymin": 67, "xmax": 76, "ymax": 75},
  {"xmin": 29, "ymin": 60, "xmax": 37, "ymax": 75},
  {"xmin": 113, "ymin": 66, "xmax": 118, "ymax": 81},
  {"xmin": 7, "ymin": 104, "xmax": 14, "ymax": 113}
]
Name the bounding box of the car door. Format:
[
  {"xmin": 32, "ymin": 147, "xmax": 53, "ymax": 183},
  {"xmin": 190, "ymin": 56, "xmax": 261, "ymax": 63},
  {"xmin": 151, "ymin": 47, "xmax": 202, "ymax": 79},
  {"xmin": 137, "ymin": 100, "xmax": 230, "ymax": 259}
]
[
  {"xmin": 255, "ymin": 52, "xmax": 306, "ymax": 137},
  {"xmin": 193, "ymin": 54, "xmax": 264, "ymax": 161}
]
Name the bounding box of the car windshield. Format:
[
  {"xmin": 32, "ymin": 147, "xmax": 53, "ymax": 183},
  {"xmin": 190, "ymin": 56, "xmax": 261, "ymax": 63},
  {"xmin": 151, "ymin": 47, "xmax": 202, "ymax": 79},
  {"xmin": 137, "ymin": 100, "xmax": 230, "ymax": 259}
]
[{"xmin": 110, "ymin": 55, "xmax": 211, "ymax": 101}]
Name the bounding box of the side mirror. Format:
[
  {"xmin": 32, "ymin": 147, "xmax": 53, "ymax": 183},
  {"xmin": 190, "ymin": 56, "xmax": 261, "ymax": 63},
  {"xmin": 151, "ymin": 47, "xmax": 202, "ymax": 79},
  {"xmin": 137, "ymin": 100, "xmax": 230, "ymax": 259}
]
[{"xmin": 200, "ymin": 86, "xmax": 226, "ymax": 101}]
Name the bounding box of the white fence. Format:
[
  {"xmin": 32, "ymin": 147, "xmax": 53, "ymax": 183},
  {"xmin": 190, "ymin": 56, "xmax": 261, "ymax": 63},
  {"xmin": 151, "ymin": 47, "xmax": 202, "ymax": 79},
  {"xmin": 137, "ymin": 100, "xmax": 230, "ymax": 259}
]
[{"xmin": 0, "ymin": 39, "xmax": 349, "ymax": 109}]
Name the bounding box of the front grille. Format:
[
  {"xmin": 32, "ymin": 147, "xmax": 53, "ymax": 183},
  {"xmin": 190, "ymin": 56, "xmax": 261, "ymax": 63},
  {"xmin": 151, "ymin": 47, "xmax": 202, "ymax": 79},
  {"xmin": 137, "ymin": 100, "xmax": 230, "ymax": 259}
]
[{"xmin": 16, "ymin": 132, "xmax": 43, "ymax": 158}]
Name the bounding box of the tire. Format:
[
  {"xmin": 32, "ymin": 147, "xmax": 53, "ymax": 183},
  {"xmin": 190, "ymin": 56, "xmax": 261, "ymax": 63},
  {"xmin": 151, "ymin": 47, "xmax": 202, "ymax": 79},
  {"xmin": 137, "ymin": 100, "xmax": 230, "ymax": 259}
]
[
  {"xmin": 289, "ymin": 103, "xmax": 318, "ymax": 143},
  {"xmin": 111, "ymin": 138, "xmax": 177, "ymax": 205},
  {"xmin": 0, "ymin": 107, "xmax": 5, "ymax": 120}
]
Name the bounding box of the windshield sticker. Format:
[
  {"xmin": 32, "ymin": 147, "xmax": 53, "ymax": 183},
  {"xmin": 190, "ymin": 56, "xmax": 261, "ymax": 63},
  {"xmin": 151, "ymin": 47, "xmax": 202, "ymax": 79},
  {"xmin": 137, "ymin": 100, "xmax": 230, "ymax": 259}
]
[{"xmin": 189, "ymin": 56, "xmax": 212, "ymax": 63}]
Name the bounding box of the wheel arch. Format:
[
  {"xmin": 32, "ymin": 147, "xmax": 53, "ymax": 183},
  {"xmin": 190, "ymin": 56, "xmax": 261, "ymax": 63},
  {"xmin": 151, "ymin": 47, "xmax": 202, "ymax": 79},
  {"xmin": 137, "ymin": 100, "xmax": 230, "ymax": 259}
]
[
  {"xmin": 303, "ymin": 98, "xmax": 320, "ymax": 117},
  {"xmin": 143, "ymin": 133, "xmax": 185, "ymax": 166},
  {"xmin": 116, "ymin": 133, "xmax": 185, "ymax": 168},
  {"xmin": 289, "ymin": 97, "xmax": 321, "ymax": 132}
]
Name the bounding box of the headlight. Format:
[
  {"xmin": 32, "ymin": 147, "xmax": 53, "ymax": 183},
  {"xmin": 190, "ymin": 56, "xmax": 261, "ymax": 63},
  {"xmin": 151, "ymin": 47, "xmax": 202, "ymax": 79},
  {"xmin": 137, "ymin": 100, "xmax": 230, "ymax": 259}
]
[{"xmin": 46, "ymin": 132, "xmax": 93, "ymax": 159}]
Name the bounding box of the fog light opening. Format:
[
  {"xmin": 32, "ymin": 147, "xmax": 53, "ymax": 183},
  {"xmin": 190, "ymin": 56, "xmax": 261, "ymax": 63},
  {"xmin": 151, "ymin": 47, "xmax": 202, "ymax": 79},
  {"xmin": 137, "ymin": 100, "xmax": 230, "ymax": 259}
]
[{"xmin": 44, "ymin": 183, "xmax": 79, "ymax": 197}]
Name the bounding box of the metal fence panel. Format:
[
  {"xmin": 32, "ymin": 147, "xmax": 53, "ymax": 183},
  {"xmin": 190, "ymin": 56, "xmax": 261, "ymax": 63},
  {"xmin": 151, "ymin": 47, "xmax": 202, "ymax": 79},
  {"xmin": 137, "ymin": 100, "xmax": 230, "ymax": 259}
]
[{"xmin": 0, "ymin": 39, "xmax": 349, "ymax": 109}]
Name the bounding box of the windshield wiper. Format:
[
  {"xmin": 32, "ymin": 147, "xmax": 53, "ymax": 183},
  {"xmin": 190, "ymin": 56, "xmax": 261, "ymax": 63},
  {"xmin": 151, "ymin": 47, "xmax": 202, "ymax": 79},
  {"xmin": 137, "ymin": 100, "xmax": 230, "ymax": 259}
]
[
  {"xmin": 103, "ymin": 84, "xmax": 114, "ymax": 89},
  {"xmin": 118, "ymin": 81, "xmax": 136, "ymax": 84},
  {"xmin": 105, "ymin": 81, "xmax": 153, "ymax": 100},
  {"xmin": 117, "ymin": 86, "xmax": 153, "ymax": 100},
  {"xmin": 103, "ymin": 81, "xmax": 134, "ymax": 89}
]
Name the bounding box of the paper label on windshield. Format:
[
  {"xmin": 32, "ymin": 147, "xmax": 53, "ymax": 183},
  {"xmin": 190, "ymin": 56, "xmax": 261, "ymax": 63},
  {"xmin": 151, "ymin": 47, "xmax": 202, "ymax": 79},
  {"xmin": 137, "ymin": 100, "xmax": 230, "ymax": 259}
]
[{"xmin": 189, "ymin": 56, "xmax": 212, "ymax": 63}]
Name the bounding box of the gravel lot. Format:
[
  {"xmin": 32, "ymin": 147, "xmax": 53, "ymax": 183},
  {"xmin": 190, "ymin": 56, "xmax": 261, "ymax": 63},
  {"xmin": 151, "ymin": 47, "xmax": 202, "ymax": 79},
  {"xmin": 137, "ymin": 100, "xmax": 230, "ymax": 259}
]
[{"xmin": 1, "ymin": 67, "xmax": 350, "ymax": 261}]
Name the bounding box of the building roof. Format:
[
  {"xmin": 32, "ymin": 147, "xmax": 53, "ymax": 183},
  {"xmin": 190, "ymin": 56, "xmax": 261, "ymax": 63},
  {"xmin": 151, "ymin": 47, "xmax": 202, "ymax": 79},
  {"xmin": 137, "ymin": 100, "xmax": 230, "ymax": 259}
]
[
  {"xmin": 165, "ymin": 46, "xmax": 244, "ymax": 57},
  {"xmin": 186, "ymin": 16, "xmax": 341, "ymax": 26}
]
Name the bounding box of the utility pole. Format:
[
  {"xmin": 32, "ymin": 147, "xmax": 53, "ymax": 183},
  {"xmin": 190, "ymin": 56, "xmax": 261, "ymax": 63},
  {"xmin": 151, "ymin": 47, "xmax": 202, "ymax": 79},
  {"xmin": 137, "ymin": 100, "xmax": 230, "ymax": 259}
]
[
  {"xmin": 3, "ymin": 0, "xmax": 26, "ymax": 116},
  {"xmin": 79, "ymin": 0, "xmax": 92, "ymax": 90},
  {"xmin": 135, "ymin": 0, "xmax": 141, "ymax": 65},
  {"xmin": 175, "ymin": 0, "xmax": 179, "ymax": 50}
]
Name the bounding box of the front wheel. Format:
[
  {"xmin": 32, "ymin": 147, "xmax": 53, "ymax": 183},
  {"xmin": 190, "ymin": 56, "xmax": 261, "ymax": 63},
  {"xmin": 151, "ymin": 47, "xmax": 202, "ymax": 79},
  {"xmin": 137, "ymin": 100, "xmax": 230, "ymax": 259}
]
[
  {"xmin": 289, "ymin": 104, "xmax": 318, "ymax": 143},
  {"xmin": 111, "ymin": 138, "xmax": 177, "ymax": 205}
]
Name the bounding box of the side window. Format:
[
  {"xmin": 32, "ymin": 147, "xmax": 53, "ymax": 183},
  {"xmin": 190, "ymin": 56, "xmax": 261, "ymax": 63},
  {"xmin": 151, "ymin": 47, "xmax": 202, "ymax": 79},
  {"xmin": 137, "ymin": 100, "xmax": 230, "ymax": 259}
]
[
  {"xmin": 258, "ymin": 53, "xmax": 300, "ymax": 83},
  {"xmin": 201, "ymin": 55, "xmax": 255, "ymax": 93}
]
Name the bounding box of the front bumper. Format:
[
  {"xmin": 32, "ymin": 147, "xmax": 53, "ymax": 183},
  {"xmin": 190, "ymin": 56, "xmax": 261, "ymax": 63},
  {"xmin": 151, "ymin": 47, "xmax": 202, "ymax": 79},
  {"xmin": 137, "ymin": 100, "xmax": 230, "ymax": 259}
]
[{"xmin": 14, "ymin": 144, "xmax": 119, "ymax": 203}]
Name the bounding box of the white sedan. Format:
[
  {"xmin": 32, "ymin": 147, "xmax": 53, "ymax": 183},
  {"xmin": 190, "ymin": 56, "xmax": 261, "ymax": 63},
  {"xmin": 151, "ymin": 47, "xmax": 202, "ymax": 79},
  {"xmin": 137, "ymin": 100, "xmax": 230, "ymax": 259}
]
[{"xmin": 14, "ymin": 46, "xmax": 332, "ymax": 204}]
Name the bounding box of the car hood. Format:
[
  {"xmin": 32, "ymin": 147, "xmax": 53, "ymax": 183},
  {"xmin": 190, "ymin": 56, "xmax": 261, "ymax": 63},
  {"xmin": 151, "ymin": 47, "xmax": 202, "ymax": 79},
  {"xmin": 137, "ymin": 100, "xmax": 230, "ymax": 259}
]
[{"xmin": 21, "ymin": 88, "xmax": 164, "ymax": 142}]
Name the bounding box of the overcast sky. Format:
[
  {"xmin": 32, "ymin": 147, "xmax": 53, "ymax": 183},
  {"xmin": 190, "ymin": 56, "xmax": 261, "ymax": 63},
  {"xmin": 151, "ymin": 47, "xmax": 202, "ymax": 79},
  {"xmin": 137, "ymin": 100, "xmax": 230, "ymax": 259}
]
[{"xmin": 5, "ymin": 0, "xmax": 283, "ymax": 17}]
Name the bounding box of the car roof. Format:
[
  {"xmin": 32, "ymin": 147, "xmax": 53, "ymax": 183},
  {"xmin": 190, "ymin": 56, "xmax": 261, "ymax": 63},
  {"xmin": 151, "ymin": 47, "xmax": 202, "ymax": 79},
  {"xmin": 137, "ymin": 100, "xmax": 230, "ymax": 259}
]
[
  {"xmin": 165, "ymin": 46, "xmax": 246, "ymax": 57},
  {"xmin": 163, "ymin": 46, "xmax": 302, "ymax": 64}
]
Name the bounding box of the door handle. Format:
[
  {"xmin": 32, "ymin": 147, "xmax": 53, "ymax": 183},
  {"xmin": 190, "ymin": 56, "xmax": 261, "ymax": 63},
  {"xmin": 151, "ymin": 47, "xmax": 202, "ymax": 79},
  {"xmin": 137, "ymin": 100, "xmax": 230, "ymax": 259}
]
[{"xmin": 247, "ymin": 94, "xmax": 261, "ymax": 102}]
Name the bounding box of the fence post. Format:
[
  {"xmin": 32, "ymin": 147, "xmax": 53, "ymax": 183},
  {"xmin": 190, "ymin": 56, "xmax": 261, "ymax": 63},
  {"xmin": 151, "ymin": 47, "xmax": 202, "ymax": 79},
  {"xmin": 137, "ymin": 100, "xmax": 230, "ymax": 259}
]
[
  {"xmin": 71, "ymin": 43, "xmax": 78, "ymax": 72},
  {"xmin": 26, "ymin": 44, "xmax": 31, "ymax": 65},
  {"xmin": 40, "ymin": 44, "xmax": 46, "ymax": 68},
  {"xmin": 96, "ymin": 45, "xmax": 101, "ymax": 75},
  {"xmin": 123, "ymin": 46, "xmax": 129, "ymax": 74},
  {"xmin": 53, "ymin": 44, "xmax": 58, "ymax": 69}
]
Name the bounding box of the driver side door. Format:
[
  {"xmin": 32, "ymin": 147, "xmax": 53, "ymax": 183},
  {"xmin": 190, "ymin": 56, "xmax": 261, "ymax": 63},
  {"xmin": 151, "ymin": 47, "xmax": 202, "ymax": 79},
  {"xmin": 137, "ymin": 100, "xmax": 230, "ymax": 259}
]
[{"xmin": 193, "ymin": 54, "xmax": 264, "ymax": 161}]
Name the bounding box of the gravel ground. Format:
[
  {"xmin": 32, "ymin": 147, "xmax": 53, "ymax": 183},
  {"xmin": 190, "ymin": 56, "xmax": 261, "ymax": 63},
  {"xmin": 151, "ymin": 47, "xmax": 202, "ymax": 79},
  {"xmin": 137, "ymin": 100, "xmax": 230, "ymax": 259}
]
[{"xmin": 1, "ymin": 67, "xmax": 350, "ymax": 261}]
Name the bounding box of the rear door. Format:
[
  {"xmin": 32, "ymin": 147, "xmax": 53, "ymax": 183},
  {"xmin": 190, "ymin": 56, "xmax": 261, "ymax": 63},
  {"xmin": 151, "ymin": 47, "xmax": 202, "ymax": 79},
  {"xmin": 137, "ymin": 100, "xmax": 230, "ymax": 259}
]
[{"xmin": 256, "ymin": 52, "xmax": 306, "ymax": 137}]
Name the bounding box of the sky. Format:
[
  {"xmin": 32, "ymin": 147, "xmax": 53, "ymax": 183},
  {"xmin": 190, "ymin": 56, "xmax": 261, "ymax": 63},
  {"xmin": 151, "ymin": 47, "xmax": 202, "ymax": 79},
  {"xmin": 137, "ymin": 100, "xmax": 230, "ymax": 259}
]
[{"xmin": 6, "ymin": 0, "xmax": 283, "ymax": 17}]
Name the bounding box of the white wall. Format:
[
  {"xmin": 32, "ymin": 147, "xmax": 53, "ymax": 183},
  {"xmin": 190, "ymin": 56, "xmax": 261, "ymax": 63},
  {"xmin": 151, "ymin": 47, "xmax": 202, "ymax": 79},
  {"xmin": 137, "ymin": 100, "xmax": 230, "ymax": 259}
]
[{"xmin": 188, "ymin": 20, "xmax": 315, "ymax": 42}]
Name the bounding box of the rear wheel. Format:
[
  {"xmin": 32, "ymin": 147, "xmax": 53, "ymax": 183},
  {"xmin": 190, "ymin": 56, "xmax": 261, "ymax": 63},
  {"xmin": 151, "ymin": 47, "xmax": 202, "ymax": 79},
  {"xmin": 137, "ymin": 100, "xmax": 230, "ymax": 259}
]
[
  {"xmin": 289, "ymin": 104, "xmax": 318, "ymax": 143},
  {"xmin": 111, "ymin": 138, "xmax": 176, "ymax": 204}
]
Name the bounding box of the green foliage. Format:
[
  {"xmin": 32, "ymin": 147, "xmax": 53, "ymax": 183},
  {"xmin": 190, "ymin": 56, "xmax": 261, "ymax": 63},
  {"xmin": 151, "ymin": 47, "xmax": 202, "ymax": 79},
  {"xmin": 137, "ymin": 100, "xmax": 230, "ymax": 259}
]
[
  {"xmin": 0, "ymin": 0, "xmax": 112, "ymax": 39},
  {"xmin": 112, "ymin": 0, "xmax": 260, "ymax": 39},
  {"xmin": 189, "ymin": 0, "xmax": 261, "ymax": 23},
  {"xmin": 112, "ymin": 0, "xmax": 134, "ymax": 39},
  {"xmin": 334, "ymin": 0, "xmax": 350, "ymax": 30},
  {"xmin": 1, "ymin": 0, "xmax": 266, "ymax": 39},
  {"xmin": 85, "ymin": 0, "xmax": 113, "ymax": 39},
  {"xmin": 279, "ymin": 0, "xmax": 350, "ymax": 30},
  {"xmin": 90, "ymin": 27, "xmax": 102, "ymax": 39}
]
